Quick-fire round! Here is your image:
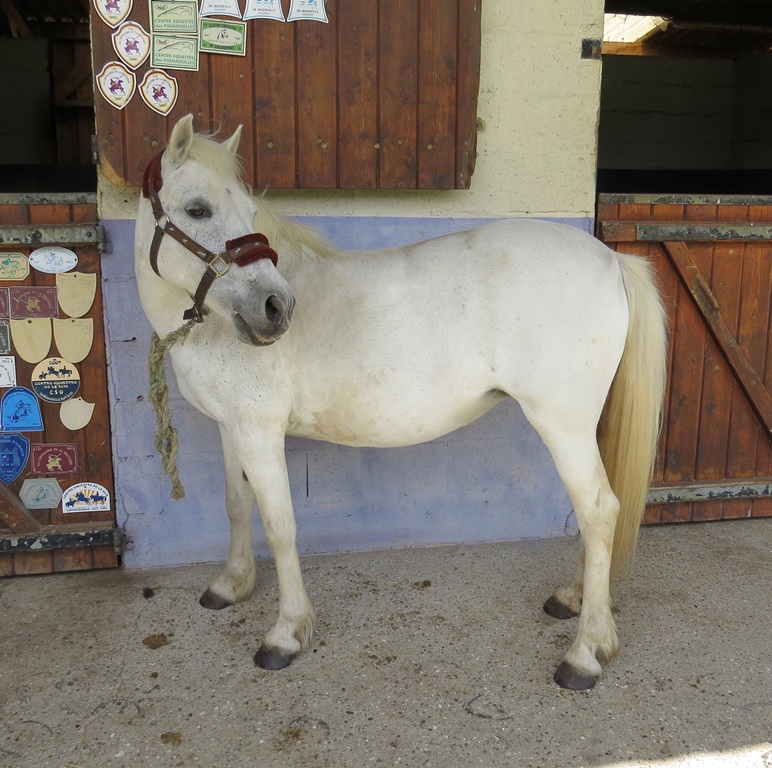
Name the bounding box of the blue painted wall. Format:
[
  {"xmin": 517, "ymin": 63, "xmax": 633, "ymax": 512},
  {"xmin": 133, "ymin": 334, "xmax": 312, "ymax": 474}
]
[{"xmin": 104, "ymin": 216, "xmax": 589, "ymax": 568}]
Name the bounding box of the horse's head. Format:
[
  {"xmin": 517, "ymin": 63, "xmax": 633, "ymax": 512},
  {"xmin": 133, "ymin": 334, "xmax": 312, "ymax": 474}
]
[{"xmin": 142, "ymin": 114, "xmax": 294, "ymax": 346}]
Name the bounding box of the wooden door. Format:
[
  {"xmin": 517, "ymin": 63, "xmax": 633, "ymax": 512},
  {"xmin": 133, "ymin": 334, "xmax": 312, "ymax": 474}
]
[
  {"xmin": 597, "ymin": 194, "xmax": 772, "ymax": 524},
  {"xmin": 0, "ymin": 194, "xmax": 120, "ymax": 574}
]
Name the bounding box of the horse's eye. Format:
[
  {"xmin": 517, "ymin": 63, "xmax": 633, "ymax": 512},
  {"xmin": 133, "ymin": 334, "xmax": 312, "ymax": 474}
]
[{"xmin": 185, "ymin": 205, "xmax": 210, "ymax": 219}]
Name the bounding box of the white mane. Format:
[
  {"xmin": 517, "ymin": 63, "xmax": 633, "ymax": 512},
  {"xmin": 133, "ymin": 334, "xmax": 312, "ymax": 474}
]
[{"xmin": 189, "ymin": 131, "xmax": 337, "ymax": 260}]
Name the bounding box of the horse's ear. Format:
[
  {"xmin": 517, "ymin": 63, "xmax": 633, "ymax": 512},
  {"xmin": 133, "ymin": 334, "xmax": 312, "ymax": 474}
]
[
  {"xmin": 223, "ymin": 125, "xmax": 243, "ymax": 157},
  {"xmin": 167, "ymin": 114, "xmax": 195, "ymax": 167}
]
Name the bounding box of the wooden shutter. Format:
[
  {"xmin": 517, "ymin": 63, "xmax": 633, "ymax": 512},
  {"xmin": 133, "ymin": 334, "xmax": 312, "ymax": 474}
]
[{"xmin": 92, "ymin": 0, "xmax": 481, "ymax": 190}]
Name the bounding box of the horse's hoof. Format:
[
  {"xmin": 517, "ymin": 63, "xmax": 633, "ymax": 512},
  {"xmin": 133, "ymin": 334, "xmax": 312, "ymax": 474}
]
[
  {"xmin": 553, "ymin": 661, "xmax": 597, "ymax": 690},
  {"xmin": 543, "ymin": 596, "xmax": 579, "ymax": 620},
  {"xmin": 254, "ymin": 644, "xmax": 295, "ymax": 670},
  {"xmin": 199, "ymin": 589, "xmax": 232, "ymax": 610}
]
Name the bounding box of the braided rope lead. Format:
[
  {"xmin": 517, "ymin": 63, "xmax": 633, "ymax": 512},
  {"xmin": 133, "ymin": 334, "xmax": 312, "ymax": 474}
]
[{"xmin": 148, "ymin": 321, "xmax": 196, "ymax": 500}]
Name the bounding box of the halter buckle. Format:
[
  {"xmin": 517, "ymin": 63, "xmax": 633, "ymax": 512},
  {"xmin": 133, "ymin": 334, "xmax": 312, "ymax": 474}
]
[{"xmin": 207, "ymin": 253, "xmax": 231, "ymax": 278}]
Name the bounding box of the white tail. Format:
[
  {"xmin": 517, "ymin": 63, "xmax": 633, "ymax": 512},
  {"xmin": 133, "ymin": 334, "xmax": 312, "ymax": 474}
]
[{"xmin": 599, "ymin": 252, "xmax": 668, "ymax": 583}]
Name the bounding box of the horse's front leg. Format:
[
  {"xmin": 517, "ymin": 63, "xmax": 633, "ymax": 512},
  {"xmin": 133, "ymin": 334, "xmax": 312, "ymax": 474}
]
[
  {"xmin": 199, "ymin": 425, "xmax": 258, "ymax": 609},
  {"xmin": 237, "ymin": 428, "xmax": 315, "ymax": 670}
]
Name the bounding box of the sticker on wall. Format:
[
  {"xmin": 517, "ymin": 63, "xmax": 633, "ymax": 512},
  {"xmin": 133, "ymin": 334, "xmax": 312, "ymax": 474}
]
[
  {"xmin": 149, "ymin": 1, "xmax": 198, "ymax": 34},
  {"xmin": 151, "ymin": 34, "xmax": 200, "ymax": 71},
  {"xmin": 0, "ymin": 433, "xmax": 29, "ymax": 483},
  {"xmin": 139, "ymin": 69, "xmax": 179, "ymax": 116},
  {"xmin": 31, "ymin": 443, "xmax": 79, "ymax": 475},
  {"xmin": 60, "ymin": 397, "xmax": 95, "ymax": 431},
  {"xmin": 56, "ymin": 272, "xmax": 96, "ymax": 318},
  {"xmin": 200, "ymin": 19, "xmax": 247, "ymax": 56},
  {"xmin": 0, "ymin": 289, "xmax": 7, "ymax": 318},
  {"xmin": 112, "ymin": 20, "xmax": 151, "ymax": 70},
  {"xmin": 10, "ymin": 318, "xmax": 52, "ymax": 364},
  {"xmin": 96, "ymin": 61, "xmax": 136, "ymax": 110},
  {"xmin": 93, "ymin": 0, "xmax": 133, "ymax": 28},
  {"xmin": 9, "ymin": 287, "xmax": 58, "ymax": 319},
  {"xmin": 20, "ymin": 478, "xmax": 63, "ymax": 509},
  {"xmin": 0, "ymin": 253, "xmax": 29, "ymax": 281},
  {"xmin": 199, "ymin": 0, "xmax": 241, "ymax": 17},
  {"xmin": 53, "ymin": 318, "xmax": 94, "ymax": 364},
  {"xmin": 29, "ymin": 246, "xmax": 78, "ymax": 274},
  {"xmin": 31, "ymin": 357, "xmax": 80, "ymax": 404},
  {"xmin": 63, "ymin": 482, "xmax": 111, "ymax": 513},
  {"xmin": 244, "ymin": 0, "xmax": 285, "ymax": 21},
  {"xmin": 0, "ymin": 321, "xmax": 9, "ymax": 354},
  {"xmin": 287, "ymin": 0, "xmax": 328, "ymax": 23},
  {"xmin": 0, "ymin": 357, "xmax": 16, "ymax": 388},
  {"xmin": 0, "ymin": 387, "xmax": 43, "ymax": 432}
]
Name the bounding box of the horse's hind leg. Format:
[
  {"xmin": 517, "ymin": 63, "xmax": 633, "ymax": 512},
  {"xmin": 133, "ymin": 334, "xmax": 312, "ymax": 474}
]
[
  {"xmin": 521, "ymin": 406, "xmax": 619, "ymax": 689},
  {"xmin": 200, "ymin": 426, "xmax": 258, "ymax": 609}
]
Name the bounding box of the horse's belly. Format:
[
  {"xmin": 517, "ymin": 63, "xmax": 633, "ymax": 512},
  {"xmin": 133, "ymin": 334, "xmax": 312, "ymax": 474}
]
[{"xmin": 287, "ymin": 388, "xmax": 505, "ymax": 448}]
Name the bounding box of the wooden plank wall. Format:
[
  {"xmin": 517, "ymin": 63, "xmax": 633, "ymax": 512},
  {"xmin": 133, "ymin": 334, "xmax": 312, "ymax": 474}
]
[
  {"xmin": 91, "ymin": 0, "xmax": 481, "ymax": 190},
  {"xmin": 597, "ymin": 198, "xmax": 772, "ymax": 524},
  {"xmin": 0, "ymin": 198, "xmax": 118, "ymax": 575}
]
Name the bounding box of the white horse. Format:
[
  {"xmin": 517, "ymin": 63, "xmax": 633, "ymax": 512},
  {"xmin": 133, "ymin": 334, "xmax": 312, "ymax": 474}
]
[{"xmin": 135, "ymin": 115, "xmax": 667, "ymax": 689}]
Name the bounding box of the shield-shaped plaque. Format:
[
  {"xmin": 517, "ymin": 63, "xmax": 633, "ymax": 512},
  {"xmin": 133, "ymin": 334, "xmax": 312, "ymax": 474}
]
[
  {"xmin": 56, "ymin": 272, "xmax": 96, "ymax": 318},
  {"xmin": 94, "ymin": 0, "xmax": 133, "ymax": 28},
  {"xmin": 96, "ymin": 61, "xmax": 136, "ymax": 110},
  {"xmin": 28, "ymin": 246, "xmax": 78, "ymax": 274},
  {"xmin": 112, "ymin": 20, "xmax": 151, "ymax": 69},
  {"xmin": 0, "ymin": 433, "xmax": 30, "ymax": 483},
  {"xmin": 0, "ymin": 387, "xmax": 43, "ymax": 432},
  {"xmin": 10, "ymin": 318, "xmax": 52, "ymax": 364},
  {"xmin": 20, "ymin": 478, "xmax": 63, "ymax": 509},
  {"xmin": 53, "ymin": 318, "xmax": 93, "ymax": 364},
  {"xmin": 60, "ymin": 397, "xmax": 95, "ymax": 431},
  {"xmin": 63, "ymin": 482, "xmax": 111, "ymax": 513},
  {"xmin": 0, "ymin": 253, "xmax": 29, "ymax": 281},
  {"xmin": 31, "ymin": 357, "xmax": 80, "ymax": 404},
  {"xmin": 0, "ymin": 321, "xmax": 8, "ymax": 353},
  {"xmin": 139, "ymin": 69, "xmax": 178, "ymax": 116}
]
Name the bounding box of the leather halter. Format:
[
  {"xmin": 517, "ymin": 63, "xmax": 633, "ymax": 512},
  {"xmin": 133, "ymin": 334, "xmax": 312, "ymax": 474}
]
[{"xmin": 142, "ymin": 150, "xmax": 279, "ymax": 323}]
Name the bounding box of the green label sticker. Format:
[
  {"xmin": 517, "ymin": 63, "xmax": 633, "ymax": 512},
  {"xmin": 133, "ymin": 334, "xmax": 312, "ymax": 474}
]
[
  {"xmin": 151, "ymin": 34, "xmax": 199, "ymax": 71},
  {"xmin": 200, "ymin": 19, "xmax": 247, "ymax": 56},
  {"xmin": 149, "ymin": 1, "xmax": 198, "ymax": 34}
]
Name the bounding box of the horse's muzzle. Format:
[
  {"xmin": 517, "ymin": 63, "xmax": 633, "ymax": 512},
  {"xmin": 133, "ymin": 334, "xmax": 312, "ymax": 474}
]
[{"xmin": 232, "ymin": 293, "xmax": 294, "ymax": 347}]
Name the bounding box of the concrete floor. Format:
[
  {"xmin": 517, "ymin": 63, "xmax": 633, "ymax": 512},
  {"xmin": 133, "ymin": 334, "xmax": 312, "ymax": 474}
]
[{"xmin": 1, "ymin": 520, "xmax": 770, "ymax": 768}]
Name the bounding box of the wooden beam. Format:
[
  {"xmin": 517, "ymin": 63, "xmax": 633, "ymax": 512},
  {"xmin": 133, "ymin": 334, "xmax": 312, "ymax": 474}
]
[
  {"xmin": 0, "ymin": 484, "xmax": 42, "ymax": 534},
  {"xmin": 599, "ymin": 221, "xmax": 772, "ymax": 242}
]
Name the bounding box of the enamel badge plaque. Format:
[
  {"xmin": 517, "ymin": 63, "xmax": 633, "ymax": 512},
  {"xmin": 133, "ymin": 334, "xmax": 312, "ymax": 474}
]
[
  {"xmin": 0, "ymin": 387, "xmax": 43, "ymax": 432},
  {"xmin": 0, "ymin": 433, "xmax": 29, "ymax": 483},
  {"xmin": 31, "ymin": 357, "xmax": 80, "ymax": 403}
]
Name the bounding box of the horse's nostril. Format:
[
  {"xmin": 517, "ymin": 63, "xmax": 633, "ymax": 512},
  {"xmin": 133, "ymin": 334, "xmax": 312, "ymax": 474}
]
[{"xmin": 265, "ymin": 294, "xmax": 287, "ymax": 324}]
